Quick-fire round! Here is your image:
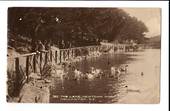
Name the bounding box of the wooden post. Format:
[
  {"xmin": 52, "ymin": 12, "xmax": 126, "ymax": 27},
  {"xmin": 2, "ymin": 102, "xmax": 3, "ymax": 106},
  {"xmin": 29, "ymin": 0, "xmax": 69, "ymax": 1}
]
[
  {"xmin": 73, "ymin": 49, "xmax": 75, "ymax": 58},
  {"xmin": 26, "ymin": 56, "xmax": 29, "ymax": 83},
  {"xmin": 33, "ymin": 54, "xmax": 37, "ymax": 73},
  {"xmin": 93, "ymin": 47, "xmax": 95, "ymax": 55},
  {"xmin": 15, "ymin": 58, "xmax": 20, "ymax": 76},
  {"xmin": 62, "ymin": 50, "xmax": 66, "ymax": 61},
  {"xmin": 67, "ymin": 49, "xmax": 70, "ymax": 59},
  {"xmin": 71, "ymin": 49, "xmax": 73, "ymax": 58},
  {"xmin": 124, "ymin": 44, "xmax": 126, "ymax": 51},
  {"xmin": 59, "ymin": 50, "xmax": 62, "ymax": 63},
  {"xmin": 14, "ymin": 57, "xmax": 20, "ymax": 97},
  {"xmin": 40, "ymin": 53, "xmax": 43, "ymax": 77},
  {"xmin": 50, "ymin": 51, "xmax": 53, "ymax": 62},
  {"xmin": 45, "ymin": 52, "xmax": 48, "ymax": 64},
  {"xmin": 55, "ymin": 51, "xmax": 58, "ymax": 63},
  {"xmin": 89, "ymin": 48, "xmax": 90, "ymax": 55}
]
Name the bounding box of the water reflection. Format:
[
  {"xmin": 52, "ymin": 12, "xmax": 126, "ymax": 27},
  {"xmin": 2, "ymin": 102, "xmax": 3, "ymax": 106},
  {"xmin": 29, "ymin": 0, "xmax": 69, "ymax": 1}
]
[{"xmin": 50, "ymin": 49, "xmax": 160, "ymax": 103}]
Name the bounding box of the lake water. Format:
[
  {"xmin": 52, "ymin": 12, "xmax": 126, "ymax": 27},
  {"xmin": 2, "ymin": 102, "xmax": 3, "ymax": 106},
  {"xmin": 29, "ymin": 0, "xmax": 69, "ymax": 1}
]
[{"xmin": 50, "ymin": 49, "xmax": 160, "ymax": 103}]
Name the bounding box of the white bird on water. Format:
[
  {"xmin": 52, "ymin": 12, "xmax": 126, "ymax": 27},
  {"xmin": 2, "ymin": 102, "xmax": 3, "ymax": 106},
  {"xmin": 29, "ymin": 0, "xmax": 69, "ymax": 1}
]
[
  {"xmin": 110, "ymin": 66, "xmax": 116, "ymax": 77},
  {"xmin": 90, "ymin": 67, "xmax": 103, "ymax": 78},
  {"xmin": 110, "ymin": 66, "xmax": 121, "ymax": 78},
  {"xmin": 119, "ymin": 65, "xmax": 128, "ymax": 73},
  {"xmin": 74, "ymin": 69, "xmax": 82, "ymax": 80},
  {"xmin": 87, "ymin": 72, "xmax": 94, "ymax": 80}
]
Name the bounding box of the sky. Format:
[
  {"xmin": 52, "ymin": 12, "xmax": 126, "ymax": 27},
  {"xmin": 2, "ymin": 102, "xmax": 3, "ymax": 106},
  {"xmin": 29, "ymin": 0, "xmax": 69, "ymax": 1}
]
[{"xmin": 122, "ymin": 8, "xmax": 161, "ymax": 38}]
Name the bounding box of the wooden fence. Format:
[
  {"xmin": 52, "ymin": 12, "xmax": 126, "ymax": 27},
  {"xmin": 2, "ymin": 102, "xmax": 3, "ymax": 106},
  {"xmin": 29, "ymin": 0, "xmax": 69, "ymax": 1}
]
[{"xmin": 7, "ymin": 44, "xmax": 128, "ymax": 97}]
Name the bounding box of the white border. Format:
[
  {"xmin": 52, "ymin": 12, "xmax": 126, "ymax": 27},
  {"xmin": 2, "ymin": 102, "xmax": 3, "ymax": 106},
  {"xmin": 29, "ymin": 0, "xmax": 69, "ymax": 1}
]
[{"xmin": 0, "ymin": 1, "xmax": 169, "ymax": 111}]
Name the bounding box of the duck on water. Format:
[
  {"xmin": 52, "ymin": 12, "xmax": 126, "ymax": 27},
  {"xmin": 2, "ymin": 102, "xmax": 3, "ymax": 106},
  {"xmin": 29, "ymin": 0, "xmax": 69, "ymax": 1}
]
[{"xmin": 53, "ymin": 63, "xmax": 129, "ymax": 81}]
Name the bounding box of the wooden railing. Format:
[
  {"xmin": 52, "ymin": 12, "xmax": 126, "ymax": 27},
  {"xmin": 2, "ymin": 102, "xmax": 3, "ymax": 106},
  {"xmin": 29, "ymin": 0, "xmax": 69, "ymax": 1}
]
[
  {"xmin": 7, "ymin": 43, "xmax": 129, "ymax": 97},
  {"xmin": 8, "ymin": 44, "xmax": 129, "ymax": 80}
]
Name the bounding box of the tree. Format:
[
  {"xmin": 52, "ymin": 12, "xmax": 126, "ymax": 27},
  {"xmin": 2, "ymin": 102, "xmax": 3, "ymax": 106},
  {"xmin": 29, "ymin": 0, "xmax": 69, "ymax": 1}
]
[{"xmin": 8, "ymin": 7, "xmax": 149, "ymax": 48}]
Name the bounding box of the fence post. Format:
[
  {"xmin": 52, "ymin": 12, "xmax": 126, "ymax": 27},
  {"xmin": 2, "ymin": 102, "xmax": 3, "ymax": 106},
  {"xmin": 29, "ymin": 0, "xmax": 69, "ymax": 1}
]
[
  {"xmin": 45, "ymin": 52, "xmax": 48, "ymax": 64},
  {"xmin": 72, "ymin": 49, "xmax": 74, "ymax": 58},
  {"xmin": 15, "ymin": 58, "xmax": 20, "ymax": 77},
  {"xmin": 62, "ymin": 50, "xmax": 64, "ymax": 62},
  {"xmin": 67, "ymin": 49, "xmax": 70, "ymax": 59},
  {"xmin": 26, "ymin": 56, "xmax": 29, "ymax": 83},
  {"xmin": 55, "ymin": 51, "xmax": 58, "ymax": 64},
  {"xmin": 33, "ymin": 54, "xmax": 37, "ymax": 73},
  {"xmin": 40, "ymin": 53, "xmax": 43, "ymax": 78},
  {"xmin": 59, "ymin": 50, "xmax": 62, "ymax": 63},
  {"xmin": 50, "ymin": 51, "xmax": 53, "ymax": 62},
  {"xmin": 14, "ymin": 57, "xmax": 20, "ymax": 97}
]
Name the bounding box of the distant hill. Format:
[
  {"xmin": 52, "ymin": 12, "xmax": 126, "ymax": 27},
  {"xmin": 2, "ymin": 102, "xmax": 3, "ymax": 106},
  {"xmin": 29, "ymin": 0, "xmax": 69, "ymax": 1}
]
[
  {"xmin": 148, "ymin": 35, "xmax": 161, "ymax": 43},
  {"xmin": 146, "ymin": 35, "xmax": 161, "ymax": 48}
]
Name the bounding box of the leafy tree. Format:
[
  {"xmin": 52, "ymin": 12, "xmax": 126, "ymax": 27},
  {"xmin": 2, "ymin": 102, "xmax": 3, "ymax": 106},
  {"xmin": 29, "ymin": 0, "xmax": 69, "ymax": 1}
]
[{"xmin": 8, "ymin": 7, "xmax": 148, "ymax": 48}]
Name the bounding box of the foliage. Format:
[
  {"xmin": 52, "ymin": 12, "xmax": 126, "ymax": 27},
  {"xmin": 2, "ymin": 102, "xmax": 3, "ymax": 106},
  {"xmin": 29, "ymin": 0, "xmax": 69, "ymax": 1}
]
[{"xmin": 8, "ymin": 8, "xmax": 148, "ymax": 48}]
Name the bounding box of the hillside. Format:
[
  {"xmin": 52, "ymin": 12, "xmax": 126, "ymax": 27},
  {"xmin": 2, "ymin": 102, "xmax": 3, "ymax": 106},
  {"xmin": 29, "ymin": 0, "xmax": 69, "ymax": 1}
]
[
  {"xmin": 149, "ymin": 35, "xmax": 161, "ymax": 42},
  {"xmin": 146, "ymin": 35, "xmax": 161, "ymax": 48}
]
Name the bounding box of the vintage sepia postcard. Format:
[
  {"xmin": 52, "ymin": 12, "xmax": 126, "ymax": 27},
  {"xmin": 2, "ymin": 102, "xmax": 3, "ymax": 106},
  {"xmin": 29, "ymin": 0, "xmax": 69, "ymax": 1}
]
[{"xmin": 7, "ymin": 7, "xmax": 161, "ymax": 104}]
